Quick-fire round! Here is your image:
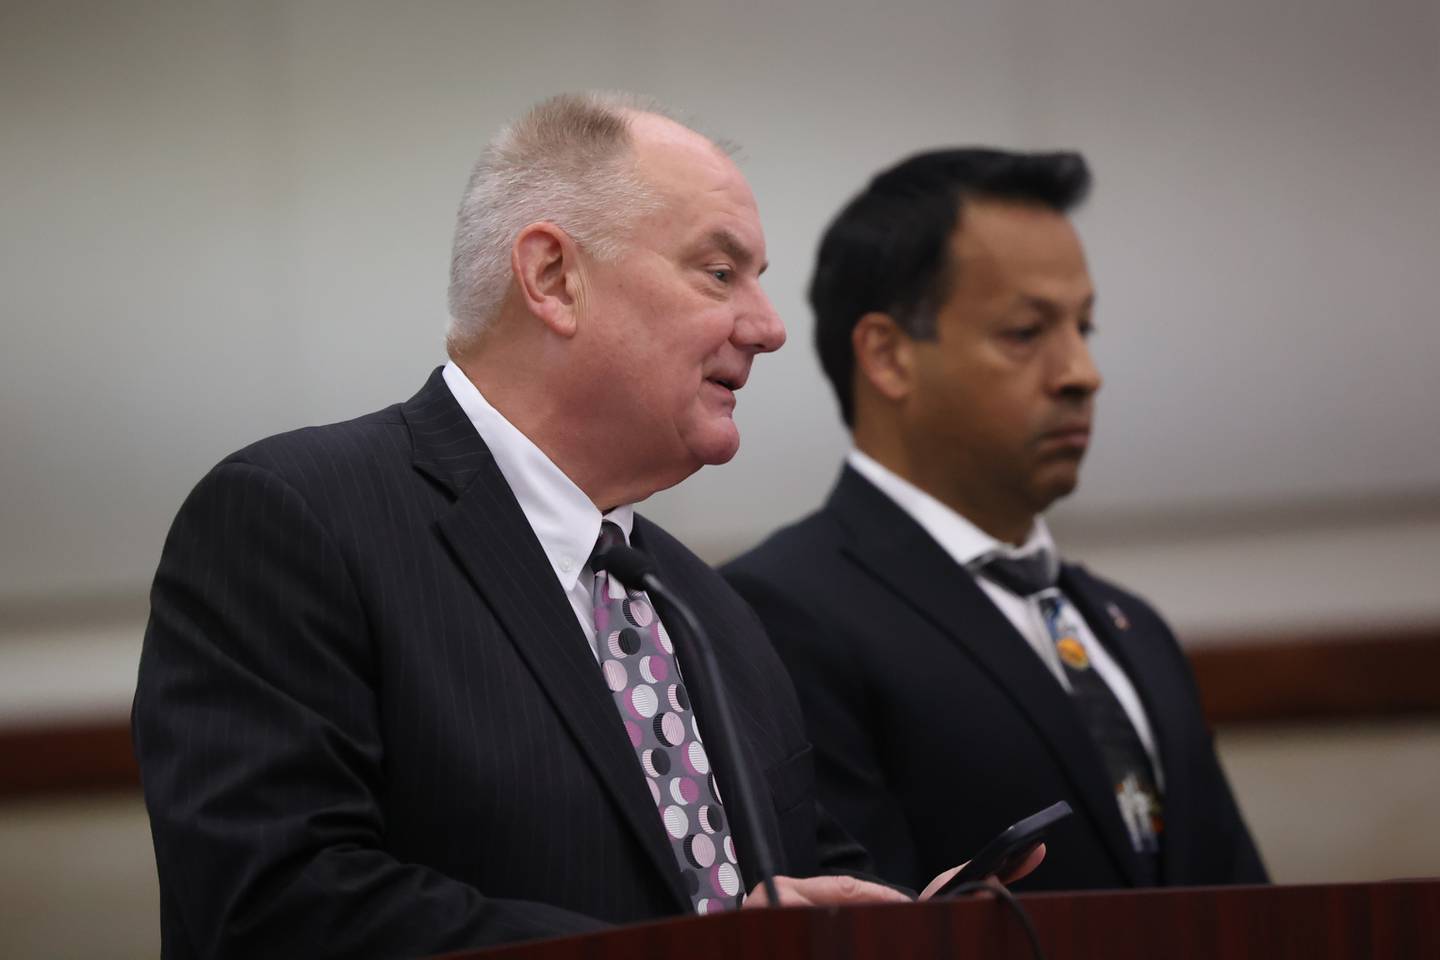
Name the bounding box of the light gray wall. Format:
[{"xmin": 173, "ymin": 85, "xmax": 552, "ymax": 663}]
[
  {"xmin": 2, "ymin": 4, "xmax": 1438, "ymax": 951},
  {"xmin": 5, "ymin": 0, "xmax": 1438, "ymax": 611}
]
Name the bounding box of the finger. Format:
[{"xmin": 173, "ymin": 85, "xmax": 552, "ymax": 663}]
[
  {"xmin": 742, "ymin": 877, "xmax": 815, "ymax": 909},
  {"xmin": 998, "ymin": 842, "xmax": 1046, "ymax": 885},
  {"xmin": 919, "ymin": 863, "xmax": 962, "ymax": 901},
  {"xmin": 791, "ymin": 874, "xmax": 912, "ymax": 906}
]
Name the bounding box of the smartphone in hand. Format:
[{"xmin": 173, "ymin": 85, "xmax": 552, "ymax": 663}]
[{"xmin": 934, "ymin": 801, "xmax": 1073, "ymax": 897}]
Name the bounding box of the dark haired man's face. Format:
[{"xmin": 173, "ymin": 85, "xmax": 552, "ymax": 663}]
[{"xmin": 904, "ymin": 200, "xmax": 1099, "ymax": 541}]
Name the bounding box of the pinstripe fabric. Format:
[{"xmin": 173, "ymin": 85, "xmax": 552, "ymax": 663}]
[{"xmin": 133, "ymin": 368, "xmax": 869, "ymax": 960}]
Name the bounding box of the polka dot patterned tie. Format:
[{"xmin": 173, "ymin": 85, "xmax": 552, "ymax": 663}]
[{"xmin": 590, "ymin": 522, "xmax": 744, "ymax": 914}]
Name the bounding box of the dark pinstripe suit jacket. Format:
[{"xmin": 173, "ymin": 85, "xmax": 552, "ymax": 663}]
[{"xmin": 132, "ymin": 368, "xmax": 868, "ymax": 959}]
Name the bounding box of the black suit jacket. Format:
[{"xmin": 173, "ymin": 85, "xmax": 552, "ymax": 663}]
[
  {"xmin": 132, "ymin": 369, "xmax": 868, "ymax": 959},
  {"xmin": 722, "ymin": 466, "xmax": 1266, "ymax": 893}
]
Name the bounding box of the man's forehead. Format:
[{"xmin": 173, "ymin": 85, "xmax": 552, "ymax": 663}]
[
  {"xmin": 950, "ymin": 201, "xmax": 1084, "ymax": 270},
  {"xmin": 938, "ymin": 201, "xmax": 1091, "ymax": 312},
  {"xmin": 953, "ymin": 200, "xmax": 1080, "ymax": 254},
  {"xmin": 628, "ymin": 113, "xmax": 732, "ymax": 180},
  {"xmin": 627, "ymin": 114, "xmax": 766, "ymax": 261},
  {"xmin": 626, "ymin": 110, "xmax": 710, "ymax": 148}
]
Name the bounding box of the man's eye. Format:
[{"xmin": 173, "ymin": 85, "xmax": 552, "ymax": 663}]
[
  {"xmin": 1006, "ymin": 326, "xmax": 1042, "ymax": 342},
  {"xmin": 709, "ymin": 268, "xmax": 732, "ymax": 284}
]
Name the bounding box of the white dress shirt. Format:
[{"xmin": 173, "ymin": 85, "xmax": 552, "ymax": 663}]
[
  {"xmin": 846, "ymin": 448, "xmax": 1162, "ymax": 778},
  {"xmin": 443, "ymin": 360, "xmax": 632, "ymax": 661}
]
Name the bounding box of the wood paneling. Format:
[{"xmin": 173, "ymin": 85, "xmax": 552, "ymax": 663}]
[
  {"xmin": 1186, "ymin": 628, "xmax": 1440, "ymax": 725},
  {"xmin": 0, "ymin": 720, "xmax": 138, "ymax": 798},
  {"xmin": 2, "ymin": 627, "xmax": 1437, "ymax": 799},
  {"xmin": 443, "ymin": 880, "xmax": 1440, "ymax": 960}
]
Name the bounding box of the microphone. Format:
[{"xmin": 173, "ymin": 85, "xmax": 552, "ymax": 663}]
[{"xmin": 592, "ymin": 543, "xmax": 782, "ymax": 909}]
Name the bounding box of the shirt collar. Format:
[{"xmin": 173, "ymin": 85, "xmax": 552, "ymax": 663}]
[
  {"xmin": 443, "ymin": 361, "xmax": 634, "ymax": 592},
  {"xmin": 845, "ymin": 447, "xmax": 1055, "ymax": 570}
]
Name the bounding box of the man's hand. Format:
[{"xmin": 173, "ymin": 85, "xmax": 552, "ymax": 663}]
[
  {"xmin": 919, "ymin": 842, "xmax": 1047, "ymax": 900},
  {"xmin": 742, "ymin": 874, "xmax": 913, "ymax": 908}
]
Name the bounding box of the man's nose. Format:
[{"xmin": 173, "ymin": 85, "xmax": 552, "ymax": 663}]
[
  {"xmin": 736, "ymin": 287, "xmax": 787, "ymax": 354},
  {"xmin": 1053, "ymin": 328, "xmax": 1102, "ymax": 398}
]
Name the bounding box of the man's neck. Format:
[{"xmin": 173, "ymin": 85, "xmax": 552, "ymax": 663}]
[
  {"xmin": 852, "ymin": 435, "xmax": 1034, "ymax": 547},
  {"xmin": 452, "ymin": 352, "xmax": 667, "ymax": 513}
]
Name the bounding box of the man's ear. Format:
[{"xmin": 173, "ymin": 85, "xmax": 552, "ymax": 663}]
[
  {"xmin": 852, "ymin": 311, "xmax": 915, "ymax": 403},
  {"xmin": 511, "ymin": 222, "xmax": 583, "ymax": 338}
]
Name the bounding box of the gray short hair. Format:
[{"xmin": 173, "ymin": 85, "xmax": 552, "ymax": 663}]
[{"xmin": 445, "ymin": 91, "xmax": 670, "ymax": 352}]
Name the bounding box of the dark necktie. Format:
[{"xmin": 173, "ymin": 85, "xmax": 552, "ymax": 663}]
[
  {"xmin": 590, "ymin": 522, "xmax": 742, "ymax": 913},
  {"xmin": 977, "ymin": 551, "xmax": 1164, "ymax": 883}
]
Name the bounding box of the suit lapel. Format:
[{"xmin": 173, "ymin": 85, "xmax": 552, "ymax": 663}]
[
  {"xmin": 827, "ymin": 467, "xmax": 1141, "ymax": 884},
  {"xmin": 1063, "ymin": 567, "xmax": 1195, "ymax": 885},
  {"xmin": 401, "ymin": 369, "xmax": 690, "ymax": 912}
]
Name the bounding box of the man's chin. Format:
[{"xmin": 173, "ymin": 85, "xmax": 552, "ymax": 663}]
[
  {"xmin": 690, "ymin": 424, "xmax": 742, "ymax": 468},
  {"xmin": 1032, "ymin": 464, "xmax": 1082, "ymax": 509},
  {"xmin": 701, "ymin": 442, "xmax": 741, "ymax": 467}
]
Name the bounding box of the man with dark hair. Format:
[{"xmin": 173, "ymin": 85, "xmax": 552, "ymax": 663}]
[{"xmin": 723, "ymin": 148, "xmax": 1267, "ymax": 893}]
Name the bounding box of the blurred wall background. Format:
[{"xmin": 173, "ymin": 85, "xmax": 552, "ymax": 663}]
[{"xmin": 2, "ymin": 1, "xmax": 1437, "ymax": 956}]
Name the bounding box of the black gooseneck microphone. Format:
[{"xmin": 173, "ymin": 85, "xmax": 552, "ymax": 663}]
[{"xmin": 591, "ymin": 543, "xmax": 782, "ymax": 909}]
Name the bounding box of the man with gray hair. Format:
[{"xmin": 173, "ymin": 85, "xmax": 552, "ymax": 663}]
[{"xmin": 134, "ymin": 93, "xmax": 1011, "ymax": 959}]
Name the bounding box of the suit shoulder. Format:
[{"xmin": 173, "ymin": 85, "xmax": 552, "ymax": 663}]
[
  {"xmin": 718, "ymin": 511, "xmax": 859, "ymax": 650},
  {"xmin": 632, "ymin": 516, "xmax": 769, "ymax": 632},
  {"xmin": 1065, "ymin": 563, "xmax": 1151, "ymax": 609},
  {"xmin": 221, "ymin": 403, "xmax": 410, "ymax": 482},
  {"xmin": 720, "ymin": 509, "xmax": 842, "ymax": 585},
  {"xmin": 1065, "ymin": 562, "xmax": 1175, "ymax": 638},
  {"xmin": 632, "ymin": 516, "xmax": 730, "ymax": 592}
]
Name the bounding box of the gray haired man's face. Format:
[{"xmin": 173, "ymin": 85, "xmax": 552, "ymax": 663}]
[{"xmin": 570, "ymin": 115, "xmax": 787, "ymax": 492}]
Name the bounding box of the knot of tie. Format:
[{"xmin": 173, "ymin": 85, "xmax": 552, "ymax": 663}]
[
  {"xmin": 975, "ymin": 549, "xmax": 1059, "ymax": 598},
  {"xmin": 591, "ymin": 520, "xmax": 626, "ymax": 569}
]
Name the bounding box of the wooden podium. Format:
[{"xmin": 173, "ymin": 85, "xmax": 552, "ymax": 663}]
[{"xmin": 448, "ymin": 880, "xmax": 1439, "ymax": 959}]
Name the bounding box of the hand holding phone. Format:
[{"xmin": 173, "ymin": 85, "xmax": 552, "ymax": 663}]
[{"xmin": 931, "ymin": 801, "xmax": 1072, "ymax": 898}]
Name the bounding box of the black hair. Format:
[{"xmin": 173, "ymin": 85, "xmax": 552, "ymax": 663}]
[{"xmin": 810, "ymin": 148, "xmax": 1092, "ymax": 426}]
